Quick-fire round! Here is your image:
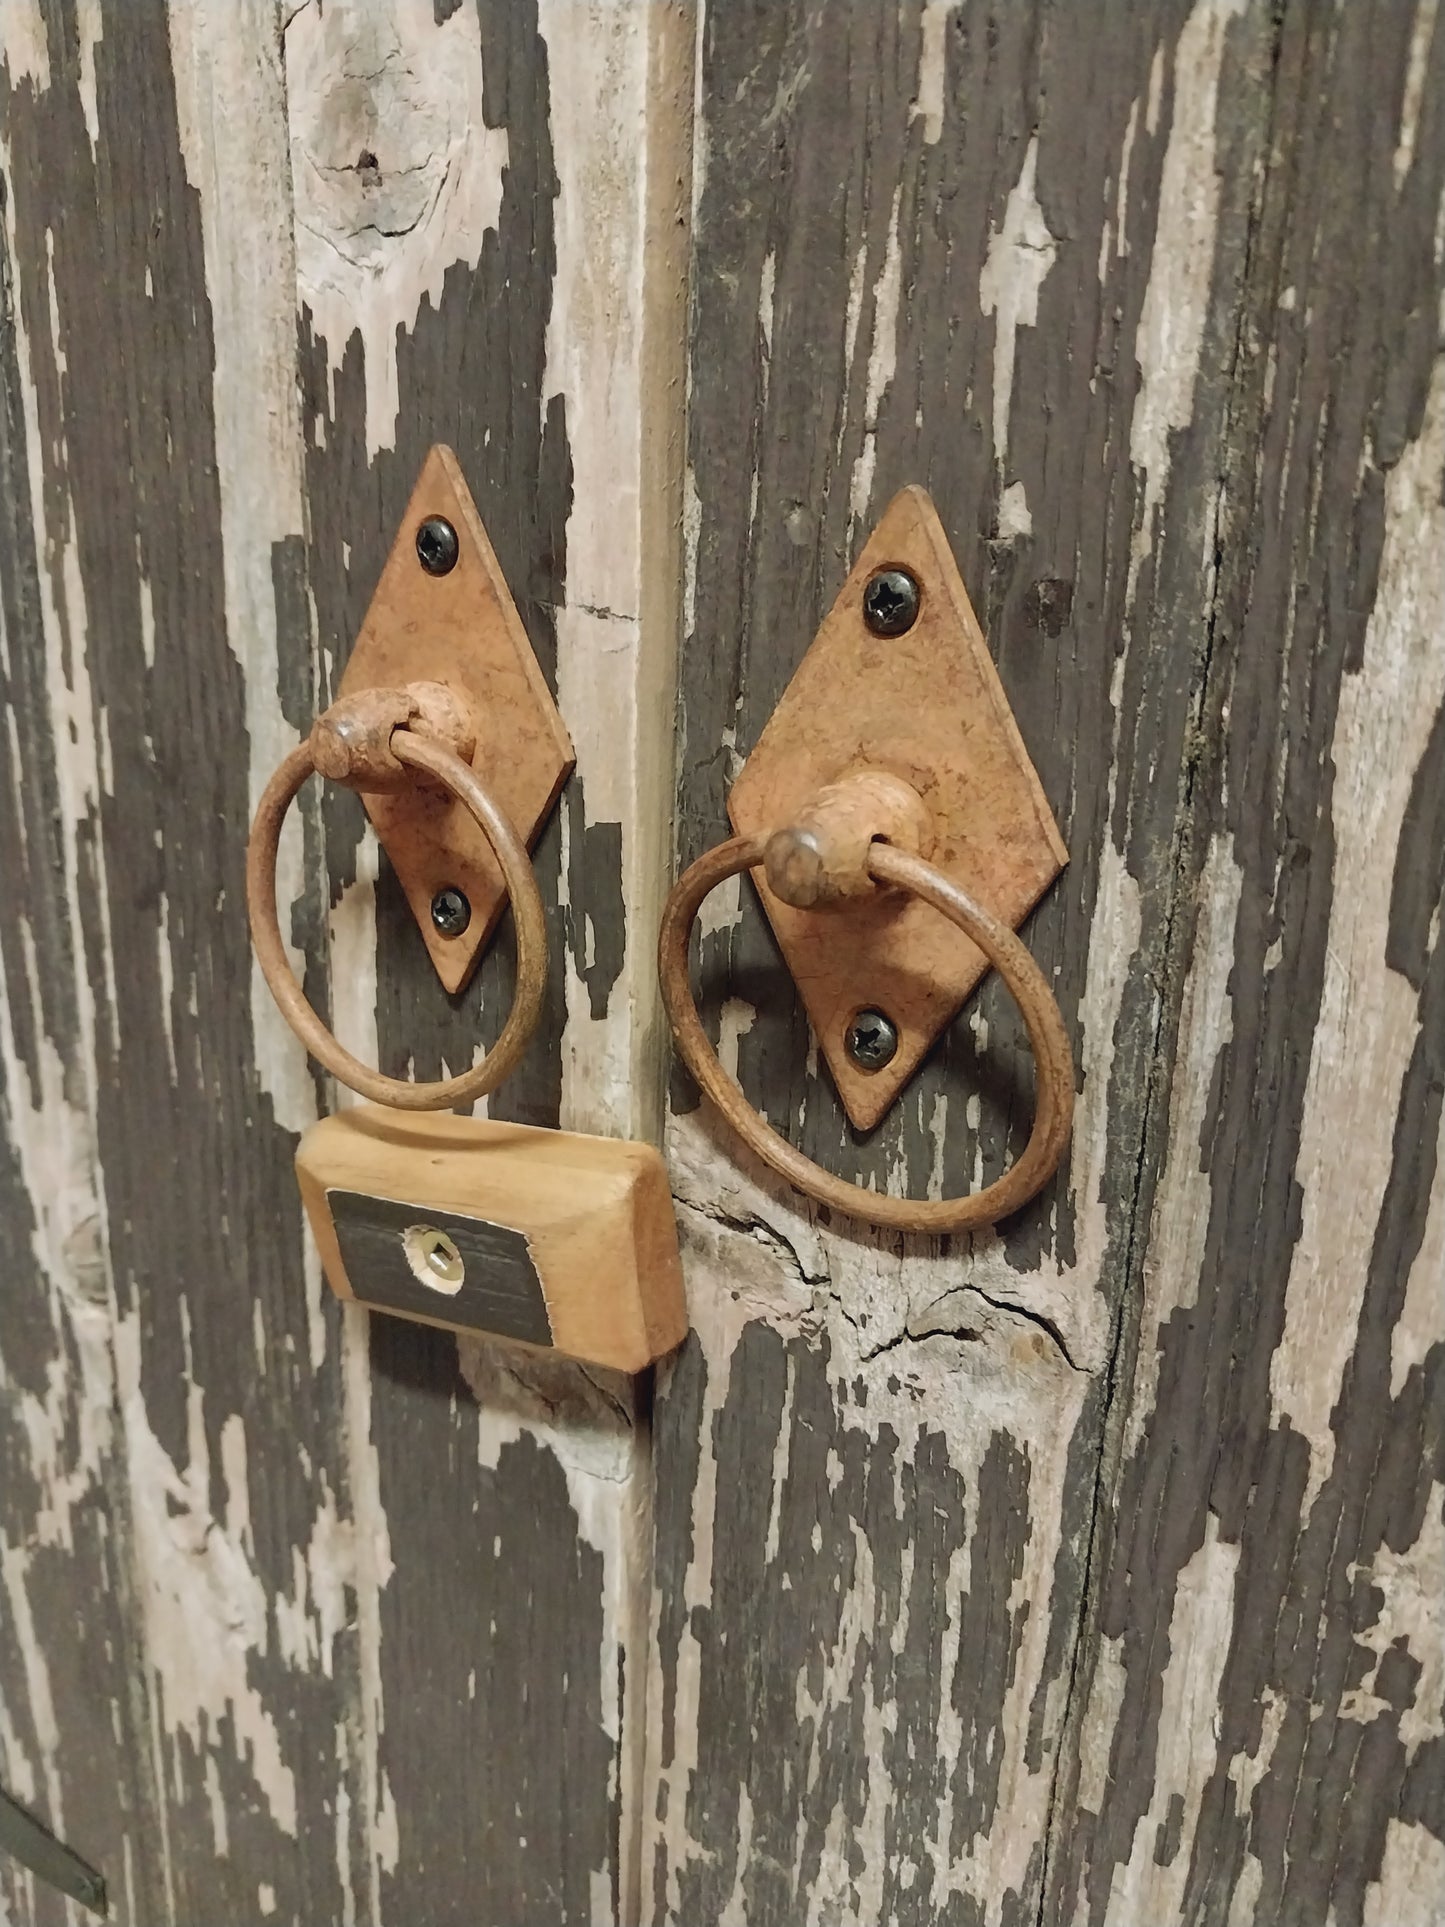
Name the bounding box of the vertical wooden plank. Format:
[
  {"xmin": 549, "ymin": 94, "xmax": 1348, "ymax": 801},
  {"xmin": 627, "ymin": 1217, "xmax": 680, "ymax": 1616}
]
[
  {"xmin": 283, "ymin": 2, "xmax": 691, "ymax": 1918},
  {"xmin": 0, "ymin": 3, "xmax": 359, "ymax": 1923},
  {"xmin": 0, "ymin": 16, "xmax": 157, "ymax": 1913},
  {"xmin": 650, "ymin": 1, "xmax": 1279, "ymax": 1919},
  {"xmin": 1052, "ymin": 3, "xmax": 1445, "ymax": 1922}
]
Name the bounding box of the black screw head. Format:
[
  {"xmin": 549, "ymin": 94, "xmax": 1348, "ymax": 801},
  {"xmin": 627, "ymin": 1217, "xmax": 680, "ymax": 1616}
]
[
  {"xmin": 861, "ymin": 567, "xmax": 920, "ymax": 637},
  {"xmin": 430, "ymin": 885, "xmax": 471, "ymax": 938},
  {"xmin": 416, "ymin": 516, "xmax": 460, "ymax": 576},
  {"xmin": 846, "ymin": 1008, "xmax": 899, "ymax": 1072}
]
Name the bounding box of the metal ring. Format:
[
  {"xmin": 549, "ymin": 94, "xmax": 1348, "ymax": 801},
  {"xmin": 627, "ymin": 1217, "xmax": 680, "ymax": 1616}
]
[
  {"xmin": 246, "ymin": 729, "xmax": 546, "ymax": 1110},
  {"xmin": 659, "ymin": 835, "xmax": 1075, "ymax": 1233}
]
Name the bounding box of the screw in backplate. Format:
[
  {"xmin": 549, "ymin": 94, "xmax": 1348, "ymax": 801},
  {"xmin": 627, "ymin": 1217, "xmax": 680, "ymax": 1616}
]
[
  {"xmin": 861, "ymin": 566, "xmax": 921, "ymax": 637},
  {"xmin": 845, "ymin": 1008, "xmax": 899, "ymax": 1072},
  {"xmin": 430, "ymin": 885, "xmax": 471, "ymax": 938},
  {"xmin": 415, "ymin": 515, "xmax": 460, "ymax": 576}
]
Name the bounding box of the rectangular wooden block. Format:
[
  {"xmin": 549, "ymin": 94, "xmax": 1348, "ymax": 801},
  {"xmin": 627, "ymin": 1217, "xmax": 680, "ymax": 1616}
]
[{"xmin": 296, "ymin": 1106, "xmax": 688, "ymax": 1373}]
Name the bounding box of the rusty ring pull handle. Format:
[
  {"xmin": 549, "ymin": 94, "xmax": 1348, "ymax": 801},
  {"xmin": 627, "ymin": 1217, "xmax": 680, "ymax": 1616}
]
[
  {"xmin": 246, "ymin": 680, "xmax": 547, "ymax": 1111},
  {"xmin": 658, "ymin": 772, "xmax": 1075, "ymax": 1235}
]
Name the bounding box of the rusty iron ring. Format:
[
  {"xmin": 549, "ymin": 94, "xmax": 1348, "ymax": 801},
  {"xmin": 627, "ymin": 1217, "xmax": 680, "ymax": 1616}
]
[
  {"xmin": 659, "ymin": 835, "xmax": 1074, "ymax": 1234},
  {"xmin": 247, "ymin": 729, "xmax": 546, "ymax": 1110}
]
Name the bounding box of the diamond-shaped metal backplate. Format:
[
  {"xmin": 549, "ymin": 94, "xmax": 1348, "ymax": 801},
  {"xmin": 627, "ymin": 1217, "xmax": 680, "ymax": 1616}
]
[
  {"xmin": 727, "ymin": 485, "xmax": 1067, "ymax": 1133},
  {"xmin": 338, "ymin": 446, "xmax": 574, "ymax": 994}
]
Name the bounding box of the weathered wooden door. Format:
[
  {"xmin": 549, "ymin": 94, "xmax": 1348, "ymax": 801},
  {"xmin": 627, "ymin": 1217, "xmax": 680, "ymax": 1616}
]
[{"xmin": 2, "ymin": 3, "xmax": 1441, "ymax": 1924}]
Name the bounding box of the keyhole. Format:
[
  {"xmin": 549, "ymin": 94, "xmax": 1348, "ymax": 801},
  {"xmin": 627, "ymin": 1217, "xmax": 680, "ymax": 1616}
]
[{"xmin": 403, "ymin": 1225, "xmax": 464, "ymax": 1295}]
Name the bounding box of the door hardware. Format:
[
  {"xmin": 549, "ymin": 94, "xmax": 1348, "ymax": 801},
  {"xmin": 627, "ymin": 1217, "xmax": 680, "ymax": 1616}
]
[
  {"xmin": 658, "ymin": 485, "xmax": 1074, "ymax": 1235},
  {"xmin": 246, "ymin": 448, "xmax": 686, "ymax": 1371},
  {"xmin": 248, "ymin": 674, "xmax": 547, "ymax": 1110},
  {"xmin": 294, "ymin": 1109, "xmax": 685, "ymax": 1373},
  {"xmin": 333, "ymin": 442, "xmax": 574, "ymax": 996}
]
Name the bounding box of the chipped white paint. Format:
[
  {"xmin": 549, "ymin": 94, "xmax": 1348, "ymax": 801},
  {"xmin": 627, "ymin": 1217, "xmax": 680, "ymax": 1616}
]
[
  {"xmin": 1116, "ymin": 96, "xmax": 1140, "ymax": 259},
  {"xmin": 841, "ymin": 235, "xmax": 869, "ymax": 467},
  {"xmin": 1364, "ymin": 1817, "xmax": 1445, "ymax": 1927},
  {"xmin": 328, "ymin": 857, "xmax": 381, "ymax": 1109},
  {"xmin": 0, "ymin": 1544, "xmax": 63, "ymax": 1831},
  {"xmin": 458, "ymin": 1339, "xmax": 647, "ymax": 1900},
  {"xmin": 716, "ymin": 995, "xmax": 756, "ymax": 1082},
  {"xmin": 531, "ymin": 12, "xmax": 694, "ymax": 1908},
  {"xmin": 538, "ymin": 0, "xmax": 692, "ymax": 1145},
  {"xmin": 849, "ymin": 184, "xmax": 903, "ymax": 524},
  {"xmin": 997, "ymin": 479, "xmax": 1032, "ymax": 539},
  {"xmin": 1394, "ymin": 0, "xmax": 1440, "ymax": 187},
  {"xmin": 698, "ymin": 867, "xmax": 744, "ymax": 941},
  {"xmin": 0, "ymin": 72, "xmax": 119, "ymax": 1855},
  {"xmin": 286, "ymin": 0, "xmax": 509, "ymax": 457},
  {"xmin": 1075, "ymin": 1632, "xmax": 1127, "ymax": 1815},
  {"xmin": 652, "ymin": 1097, "xmax": 1098, "ymax": 1913},
  {"xmin": 0, "ymin": 1036, "xmax": 113, "ymax": 1557},
  {"xmin": 1393, "ymin": 1096, "xmax": 1445, "ymax": 1394},
  {"xmin": 979, "ymin": 136, "xmax": 1057, "ymax": 471},
  {"xmin": 1100, "ymin": 1515, "xmax": 1239, "ymax": 1924},
  {"xmin": 168, "ymin": 0, "xmax": 318, "ymax": 1145},
  {"xmin": 1344, "ymin": 1485, "xmax": 1445, "ymax": 1750},
  {"xmin": 458, "ymin": 1342, "xmax": 637, "ymax": 1566},
  {"xmin": 1270, "ymin": 359, "xmax": 1445, "ymax": 1506},
  {"xmin": 1124, "ymin": 832, "xmax": 1243, "ymax": 1449},
  {"xmin": 1129, "ymin": 0, "xmax": 1244, "ymax": 584},
  {"xmin": 649, "ymin": 454, "xmax": 1151, "ymax": 1904},
  {"xmin": 116, "ymin": 1311, "xmax": 298, "ymax": 1839},
  {"xmin": 458, "ymin": 1332, "xmax": 649, "ymax": 1913},
  {"xmin": 0, "ymin": 0, "xmax": 49, "ymax": 89},
  {"xmin": 648, "ymin": 1114, "xmax": 821, "ymax": 1921},
  {"xmin": 912, "ymin": 0, "xmax": 958, "ymax": 146},
  {"xmin": 541, "ymin": 1, "xmax": 648, "ymax": 819},
  {"xmin": 274, "ymin": 1474, "xmax": 355, "ymax": 1682}
]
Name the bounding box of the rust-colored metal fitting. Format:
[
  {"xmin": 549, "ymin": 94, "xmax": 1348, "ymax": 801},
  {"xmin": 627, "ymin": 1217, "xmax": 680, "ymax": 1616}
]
[
  {"xmin": 245, "ymin": 444, "xmax": 572, "ymax": 1110},
  {"xmin": 658, "ymin": 485, "xmax": 1074, "ymax": 1235}
]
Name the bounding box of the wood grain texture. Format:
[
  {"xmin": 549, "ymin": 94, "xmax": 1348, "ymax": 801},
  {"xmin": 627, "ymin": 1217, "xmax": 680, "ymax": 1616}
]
[
  {"xmin": 2, "ymin": 2, "xmax": 691, "ymax": 1922},
  {"xmin": 1050, "ymin": 4, "xmax": 1445, "ymax": 1922},
  {"xmin": 1, "ymin": 4, "xmax": 354, "ymax": 1921},
  {"xmin": 4, "ymin": 3, "xmax": 1437, "ymax": 1923},
  {"xmin": 283, "ymin": 1, "xmax": 691, "ymax": 1920},
  {"xmin": 654, "ymin": 0, "xmax": 1445, "ymax": 1921}
]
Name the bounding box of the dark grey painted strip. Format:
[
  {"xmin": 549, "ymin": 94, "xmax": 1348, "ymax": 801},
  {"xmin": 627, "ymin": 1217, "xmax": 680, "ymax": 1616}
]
[{"xmin": 328, "ymin": 1188, "xmax": 552, "ymax": 1347}]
